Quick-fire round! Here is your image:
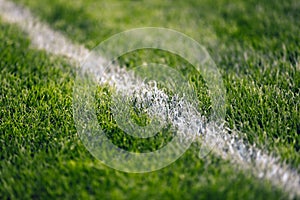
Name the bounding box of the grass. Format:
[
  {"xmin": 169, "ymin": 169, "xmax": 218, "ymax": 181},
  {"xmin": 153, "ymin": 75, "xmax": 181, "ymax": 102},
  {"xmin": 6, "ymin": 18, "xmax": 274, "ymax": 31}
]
[
  {"xmin": 91, "ymin": 49, "xmax": 211, "ymax": 154},
  {"xmin": 1, "ymin": 0, "xmax": 300, "ymax": 199},
  {"xmin": 0, "ymin": 22, "xmax": 286, "ymax": 199},
  {"xmin": 11, "ymin": 0, "xmax": 300, "ymax": 165}
]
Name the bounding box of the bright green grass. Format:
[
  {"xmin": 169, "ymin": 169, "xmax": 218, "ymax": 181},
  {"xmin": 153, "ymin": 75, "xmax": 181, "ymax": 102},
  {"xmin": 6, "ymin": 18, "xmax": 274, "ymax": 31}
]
[
  {"xmin": 0, "ymin": 20, "xmax": 286, "ymax": 200},
  {"xmin": 1, "ymin": 0, "xmax": 300, "ymax": 198},
  {"xmin": 91, "ymin": 49, "xmax": 211, "ymax": 153},
  {"xmin": 12, "ymin": 0, "xmax": 299, "ymax": 164}
]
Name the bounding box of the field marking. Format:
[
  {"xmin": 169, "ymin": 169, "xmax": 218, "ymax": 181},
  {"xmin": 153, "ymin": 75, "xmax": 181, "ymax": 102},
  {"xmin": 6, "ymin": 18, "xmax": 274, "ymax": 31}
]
[
  {"xmin": 0, "ymin": 0, "xmax": 89, "ymax": 62},
  {"xmin": 0, "ymin": 0, "xmax": 299, "ymax": 198}
]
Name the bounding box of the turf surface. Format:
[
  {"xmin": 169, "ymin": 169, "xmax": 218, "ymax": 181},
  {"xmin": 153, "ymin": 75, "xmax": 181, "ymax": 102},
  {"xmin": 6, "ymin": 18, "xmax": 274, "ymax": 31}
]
[
  {"xmin": 11, "ymin": 0, "xmax": 300, "ymax": 165},
  {"xmin": 1, "ymin": 0, "xmax": 300, "ymax": 199}
]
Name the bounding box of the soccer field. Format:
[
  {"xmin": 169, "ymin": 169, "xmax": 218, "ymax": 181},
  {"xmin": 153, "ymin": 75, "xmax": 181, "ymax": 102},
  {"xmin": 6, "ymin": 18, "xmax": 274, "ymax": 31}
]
[{"xmin": 0, "ymin": 0, "xmax": 299, "ymax": 199}]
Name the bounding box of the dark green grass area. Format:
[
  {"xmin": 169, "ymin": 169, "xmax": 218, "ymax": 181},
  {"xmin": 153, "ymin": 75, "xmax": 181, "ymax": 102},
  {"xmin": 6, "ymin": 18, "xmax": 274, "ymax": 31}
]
[{"xmin": 0, "ymin": 21, "xmax": 287, "ymax": 199}]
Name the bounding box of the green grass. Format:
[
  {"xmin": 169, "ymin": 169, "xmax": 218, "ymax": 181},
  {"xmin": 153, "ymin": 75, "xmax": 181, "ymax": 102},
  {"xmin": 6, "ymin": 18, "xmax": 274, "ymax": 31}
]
[
  {"xmin": 0, "ymin": 22, "xmax": 286, "ymax": 199},
  {"xmin": 11, "ymin": 0, "xmax": 300, "ymax": 165},
  {"xmin": 1, "ymin": 0, "xmax": 300, "ymax": 199},
  {"xmin": 91, "ymin": 49, "xmax": 211, "ymax": 154}
]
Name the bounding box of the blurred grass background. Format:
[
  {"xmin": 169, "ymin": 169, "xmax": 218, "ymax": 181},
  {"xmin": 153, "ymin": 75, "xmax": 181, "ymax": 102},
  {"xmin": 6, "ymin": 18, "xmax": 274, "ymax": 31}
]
[{"xmin": 0, "ymin": 0, "xmax": 299, "ymax": 199}]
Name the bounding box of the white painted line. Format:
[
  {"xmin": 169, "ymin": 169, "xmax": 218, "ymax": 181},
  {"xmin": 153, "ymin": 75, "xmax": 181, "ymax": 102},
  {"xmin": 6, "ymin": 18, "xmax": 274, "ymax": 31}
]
[
  {"xmin": 0, "ymin": 0, "xmax": 299, "ymax": 198},
  {"xmin": 0, "ymin": 0, "xmax": 89, "ymax": 63}
]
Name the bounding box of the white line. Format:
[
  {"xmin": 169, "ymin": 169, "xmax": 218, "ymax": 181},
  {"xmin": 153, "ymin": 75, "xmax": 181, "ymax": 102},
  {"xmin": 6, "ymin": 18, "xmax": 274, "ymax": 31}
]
[
  {"xmin": 0, "ymin": 0, "xmax": 89, "ymax": 63},
  {"xmin": 0, "ymin": 0, "xmax": 299, "ymax": 198}
]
